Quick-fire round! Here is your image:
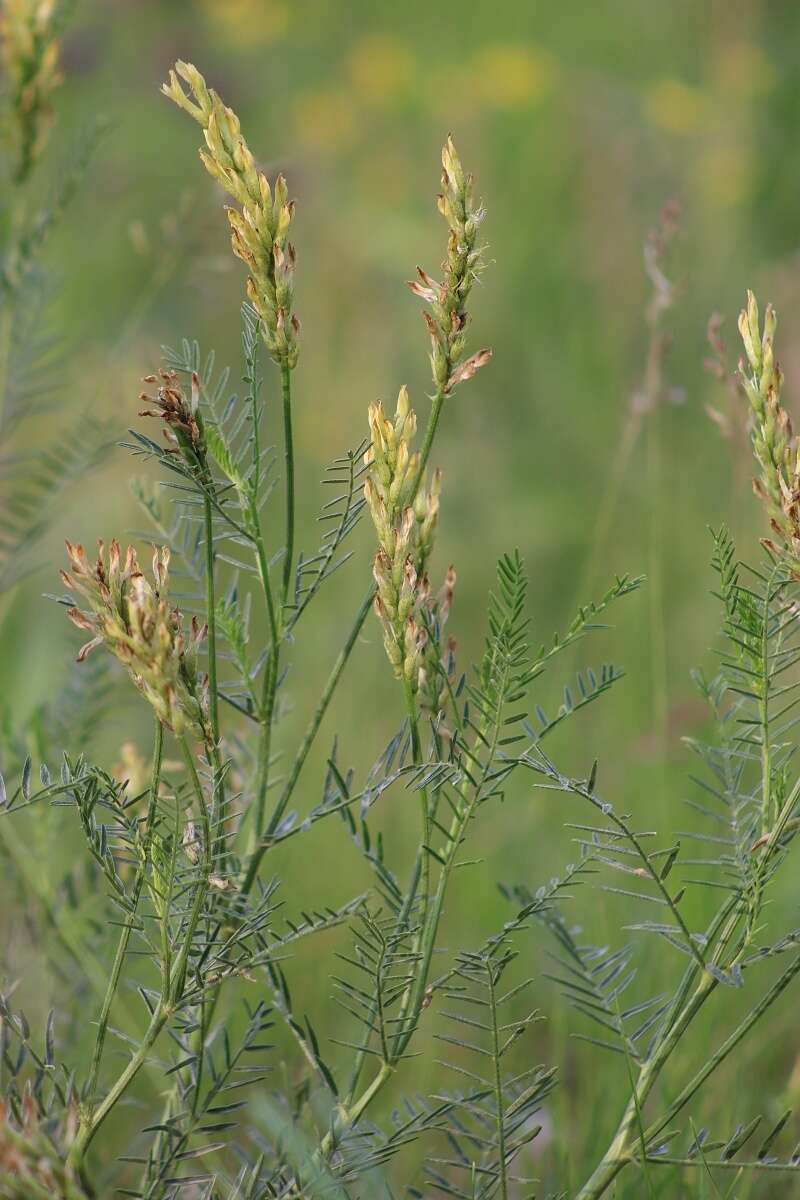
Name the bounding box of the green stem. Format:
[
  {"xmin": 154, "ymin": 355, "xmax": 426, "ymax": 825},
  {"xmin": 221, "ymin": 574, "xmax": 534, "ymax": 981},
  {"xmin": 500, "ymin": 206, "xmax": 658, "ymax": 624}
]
[
  {"xmin": 240, "ymin": 587, "xmax": 373, "ymax": 895},
  {"xmin": 575, "ymin": 970, "xmax": 717, "ymax": 1200},
  {"xmin": 67, "ymin": 1005, "xmax": 170, "ymax": 1171},
  {"xmin": 250, "ymin": 509, "xmax": 282, "ymax": 844},
  {"xmin": 203, "ymin": 493, "xmax": 220, "ymax": 747},
  {"xmin": 644, "ymin": 952, "xmax": 800, "ymax": 1150},
  {"xmin": 403, "ymin": 676, "xmax": 430, "ymax": 931},
  {"xmin": 414, "ymin": 389, "xmax": 445, "ymax": 491},
  {"xmin": 318, "ymin": 1062, "xmax": 393, "ymax": 1159},
  {"xmin": 315, "ymin": 391, "xmax": 455, "ymax": 1135},
  {"xmin": 171, "ymin": 739, "xmax": 212, "ymax": 1002},
  {"xmin": 202, "ymin": 489, "xmax": 228, "ymax": 855},
  {"xmin": 67, "ymin": 737, "xmax": 211, "ymax": 1172},
  {"xmin": 759, "ymin": 572, "xmax": 775, "ymax": 835},
  {"xmin": 488, "ymin": 964, "xmax": 508, "ymax": 1200},
  {"xmin": 280, "ymin": 362, "xmax": 295, "ymax": 607},
  {"xmin": 84, "ymin": 721, "xmax": 164, "ymax": 1102},
  {"xmin": 245, "ymin": 383, "xmax": 447, "ymax": 890},
  {"xmin": 576, "ymin": 821, "xmax": 800, "ymax": 1200},
  {"xmin": 0, "ymin": 300, "xmax": 13, "ymax": 435}
]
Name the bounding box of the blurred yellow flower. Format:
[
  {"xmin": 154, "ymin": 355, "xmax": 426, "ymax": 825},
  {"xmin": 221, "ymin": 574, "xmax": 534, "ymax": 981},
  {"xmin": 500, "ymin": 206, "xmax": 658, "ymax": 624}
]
[
  {"xmin": 347, "ymin": 34, "xmax": 414, "ymax": 102},
  {"xmin": 293, "ymin": 87, "xmax": 356, "ymax": 150},
  {"xmin": 645, "ymin": 78, "xmax": 707, "ymax": 134},
  {"xmin": 472, "ymin": 44, "xmax": 555, "ymax": 109},
  {"xmin": 699, "ymin": 143, "xmax": 750, "ymax": 209},
  {"xmin": 113, "ymin": 742, "xmax": 149, "ymax": 797},
  {"xmin": 197, "ymin": 0, "xmax": 289, "ymax": 47}
]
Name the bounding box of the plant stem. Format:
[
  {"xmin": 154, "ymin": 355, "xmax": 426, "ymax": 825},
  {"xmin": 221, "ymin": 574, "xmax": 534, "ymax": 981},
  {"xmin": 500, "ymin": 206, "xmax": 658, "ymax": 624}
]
[
  {"xmin": 171, "ymin": 738, "xmax": 212, "ymax": 1001},
  {"xmin": 487, "ymin": 964, "xmax": 508, "ymax": 1200},
  {"xmin": 203, "ymin": 493, "xmax": 220, "ymax": 748},
  {"xmin": 250, "ymin": 508, "xmax": 282, "ymax": 844},
  {"xmin": 403, "ymin": 676, "xmax": 430, "ymax": 933},
  {"xmin": 341, "ymin": 669, "xmax": 505, "ymax": 1153},
  {"xmin": 202, "ymin": 488, "xmax": 229, "ymax": 870},
  {"xmin": 250, "ymin": 360, "xmax": 294, "ymax": 842},
  {"xmin": 84, "ymin": 721, "xmax": 164, "ymax": 1102},
  {"xmin": 0, "ymin": 300, "xmax": 13, "ymax": 436},
  {"xmin": 318, "ymin": 1062, "xmax": 393, "ymax": 1159},
  {"xmin": 244, "ymin": 383, "xmax": 447, "ymax": 891},
  {"xmin": 311, "ymin": 392, "xmax": 459, "ymax": 1143},
  {"xmin": 759, "ymin": 573, "xmax": 774, "ymax": 835},
  {"xmin": 645, "ymin": 952, "xmax": 800, "ymax": 1149},
  {"xmin": 280, "ymin": 362, "xmax": 295, "ymax": 607},
  {"xmin": 67, "ymin": 1005, "xmax": 170, "ymax": 1171},
  {"xmin": 414, "ymin": 389, "xmax": 445, "ymax": 490},
  {"xmin": 240, "ymin": 587, "xmax": 373, "ymax": 896},
  {"xmin": 68, "ymin": 736, "xmax": 211, "ymax": 1172},
  {"xmin": 576, "ymin": 862, "xmax": 800, "ymax": 1200}
]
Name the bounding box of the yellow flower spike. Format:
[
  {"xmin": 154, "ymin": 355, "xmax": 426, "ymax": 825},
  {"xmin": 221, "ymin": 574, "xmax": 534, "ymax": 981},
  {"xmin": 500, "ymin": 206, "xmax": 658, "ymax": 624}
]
[
  {"xmin": 739, "ymin": 292, "xmax": 800, "ymax": 579},
  {"xmin": 163, "ymin": 61, "xmax": 299, "ymax": 368}
]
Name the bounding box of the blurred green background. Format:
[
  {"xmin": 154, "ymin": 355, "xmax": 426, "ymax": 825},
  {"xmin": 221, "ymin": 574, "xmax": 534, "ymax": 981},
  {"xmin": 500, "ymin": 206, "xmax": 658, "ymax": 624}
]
[{"xmin": 6, "ymin": 0, "xmax": 800, "ymax": 1194}]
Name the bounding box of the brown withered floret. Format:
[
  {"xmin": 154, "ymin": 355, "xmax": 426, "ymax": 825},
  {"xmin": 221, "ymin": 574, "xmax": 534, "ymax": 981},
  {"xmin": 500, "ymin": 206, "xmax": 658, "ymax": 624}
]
[{"xmin": 139, "ymin": 369, "xmax": 202, "ymax": 453}]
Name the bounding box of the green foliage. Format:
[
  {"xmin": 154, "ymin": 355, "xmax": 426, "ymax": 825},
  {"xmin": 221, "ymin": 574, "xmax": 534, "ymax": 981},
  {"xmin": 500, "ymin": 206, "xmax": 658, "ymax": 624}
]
[{"xmin": 5, "ymin": 17, "xmax": 800, "ymax": 1200}]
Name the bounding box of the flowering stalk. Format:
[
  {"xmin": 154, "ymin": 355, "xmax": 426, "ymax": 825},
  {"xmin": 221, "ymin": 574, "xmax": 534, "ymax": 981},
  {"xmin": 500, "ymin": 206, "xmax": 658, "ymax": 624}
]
[
  {"xmin": 365, "ymin": 386, "xmax": 437, "ymax": 688},
  {"xmin": 162, "ymin": 62, "xmax": 300, "ymax": 852},
  {"xmin": 409, "ymin": 136, "xmax": 492, "ymax": 488},
  {"xmin": 333, "ymin": 144, "xmax": 492, "ymax": 1143},
  {"xmin": 61, "ymin": 539, "xmax": 211, "ymax": 744},
  {"xmin": 0, "ymin": 0, "xmax": 63, "ymax": 184},
  {"xmin": 161, "ymin": 61, "xmax": 298, "ymax": 371},
  {"xmin": 738, "ymin": 291, "xmax": 800, "ymax": 576},
  {"xmin": 737, "ymin": 292, "xmax": 798, "ymax": 833}
]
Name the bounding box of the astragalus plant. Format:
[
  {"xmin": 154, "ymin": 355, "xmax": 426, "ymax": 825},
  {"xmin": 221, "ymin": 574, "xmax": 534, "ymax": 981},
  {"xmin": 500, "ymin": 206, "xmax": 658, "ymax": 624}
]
[{"xmin": 3, "ymin": 54, "xmax": 800, "ymax": 1200}]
